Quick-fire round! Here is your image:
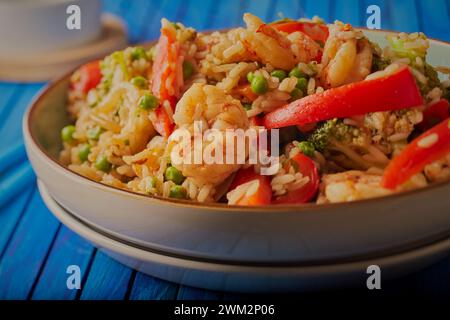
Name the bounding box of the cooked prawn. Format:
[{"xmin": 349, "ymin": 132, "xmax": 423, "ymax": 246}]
[
  {"xmin": 319, "ymin": 22, "xmax": 373, "ymax": 88},
  {"xmin": 169, "ymin": 83, "xmax": 249, "ymax": 185}
]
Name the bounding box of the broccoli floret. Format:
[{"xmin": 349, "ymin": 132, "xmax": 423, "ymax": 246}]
[{"xmin": 307, "ymin": 119, "xmax": 364, "ymax": 152}]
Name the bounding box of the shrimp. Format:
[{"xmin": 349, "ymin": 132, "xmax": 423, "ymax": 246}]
[
  {"xmin": 316, "ymin": 170, "xmax": 392, "ymax": 203},
  {"xmin": 169, "ymin": 83, "xmax": 249, "ymax": 185},
  {"xmin": 243, "ymin": 13, "xmax": 297, "ymax": 70},
  {"xmin": 319, "ymin": 22, "xmax": 373, "ymax": 88}
]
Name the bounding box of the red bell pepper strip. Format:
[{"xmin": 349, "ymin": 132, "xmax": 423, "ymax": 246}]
[
  {"xmin": 153, "ymin": 107, "xmax": 175, "ymax": 137},
  {"xmin": 382, "ymin": 118, "xmax": 450, "ymax": 189},
  {"xmin": 272, "ymin": 21, "xmax": 329, "ymax": 44},
  {"xmin": 150, "ymin": 26, "xmax": 181, "ymax": 137},
  {"xmin": 418, "ymin": 99, "xmax": 449, "ymax": 131},
  {"xmin": 228, "ymin": 167, "xmax": 272, "ymax": 206},
  {"xmin": 71, "ymin": 60, "xmax": 102, "ymax": 95},
  {"xmin": 264, "ymin": 66, "xmax": 423, "ymax": 129},
  {"xmin": 273, "ymin": 153, "xmax": 319, "ymax": 204}
]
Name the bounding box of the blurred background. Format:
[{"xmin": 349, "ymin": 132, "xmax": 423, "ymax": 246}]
[{"xmin": 0, "ymin": 0, "xmax": 449, "ymax": 300}]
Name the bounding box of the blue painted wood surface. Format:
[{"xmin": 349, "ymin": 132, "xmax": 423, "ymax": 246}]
[{"xmin": 0, "ymin": 0, "xmax": 449, "ymax": 300}]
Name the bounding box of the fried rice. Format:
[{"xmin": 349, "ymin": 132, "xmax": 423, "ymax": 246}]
[{"xmin": 60, "ymin": 13, "xmax": 450, "ymax": 205}]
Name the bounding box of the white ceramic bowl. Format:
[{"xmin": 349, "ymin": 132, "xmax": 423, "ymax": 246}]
[
  {"xmin": 23, "ymin": 29, "xmax": 450, "ymax": 265},
  {"xmin": 38, "ymin": 179, "xmax": 450, "ymax": 292},
  {"xmin": 0, "ymin": 0, "xmax": 101, "ymax": 59}
]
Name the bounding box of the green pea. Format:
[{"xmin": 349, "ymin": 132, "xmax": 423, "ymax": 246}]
[
  {"xmin": 78, "ymin": 144, "xmax": 91, "ymax": 162},
  {"xmin": 131, "ymin": 76, "xmax": 148, "ymax": 89},
  {"xmin": 87, "ymin": 126, "xmax": 104, "ymax": 141},
  {"xmin": 243, "ymin": 103, "xmax": 252, "ymax": 111},
  {"xmin": 131, "ymin": 47, "xmax": 147, "ymax": 60},
  {"xmin": 139, "ymin": 93, "xmax": 159, "ymax": 110},
  {"xmin": 61, "ymin": 125, "xmax": 76, "ymax": 143},
  {"xmin": 290, "ymin": 88, "xmax": 303, "ymax": 101},
  {"xmin": 289, "ymin": 67, "xmax": 307, "ymax": 79},
  {"xmin": 271, "ymin": 70, "xmax": 287, "ymax": 81},
  {"xmin": 164, "ymin": 166, "xmax": 185, "ymax": 185},
  {"xmin": 297, "ymin": 141, "xmax": 315, "ymax": 157},
  {"xmin": 296, "ymin": 77, "xmax": 308, "ymax": 92},
  {"xmin": 246, "ymin": 72, "xmax": 255, "ymax": 83},
  {"xmin": 183, "ymin": 60, "xmax": 194, "ymax": 80},
  {"xmin": 251, "ymin": 75, "xmax": 268, "ymax": 95},
  {"xmin": 169, "ymin": 185, "xmax": 187, "ymax": 199},
  {"xmin": 95, "ymin": 155, "xmax": 111, "ymax": 172}
]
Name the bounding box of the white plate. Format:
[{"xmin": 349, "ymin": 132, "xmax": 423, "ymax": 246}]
[{"xmin": 38, "ymin": 179, "xmax": 450, "ymax": 293}]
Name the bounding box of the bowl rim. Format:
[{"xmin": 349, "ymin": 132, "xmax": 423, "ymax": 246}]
[{"xmin": 23, "ymin": 27, "xmax": 450, "ymax": 213}]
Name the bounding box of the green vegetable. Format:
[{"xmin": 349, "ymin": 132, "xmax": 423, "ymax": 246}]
[
  {"xmin": 78, "ymin": 144, "xmax": 91, "ymax": 162},
  {"xmin": 243, "ymin": 103, "xmax": 252, "ymax": 111},
  {"xmin": 183, "ymin": 60, "xmax": 194, "ymax": 80},
  {"xmin": 247, "ymin": 72, "xmax": 255, "ymax": 83},
  {"xmin": 296, "ymin": 77, "xmax": 308, "ymax": 92},
  {"xmin": 271, "ymin": 70, "xmax": 287, "ymax": 81},
  {"xmin": 139, "ymin": 92, "xmax": 159, "ymax": 110},
  {"xmin": 164, "ymin": 166, "xmax": 185, "ymax": 185},
  {"xmin": 296, "ymin": 141, "xmax": 315, "ymax": 157},
  {"xmin": 290, "ymin": 88, "xmax": 303, "ymax": 101},
  {"xmin": 289, "ymin": 67, "xmax": 307, "ymax": 79},
  {"xmin": 61, "ymin": 125, "xmax": 76, "ymax": 143},
  {"xmin": 148, "ymin": 176, "xmax": 158, "ymax": 189},
  {"xmin": 251, "ymin": 75, "xmax": 268, "ymax": 95},
  {"xmin": 307, "ymin": 119, "xmax": 362, "ymax": 152},
  {"xmin": 87, "ymin": 126, "xmax": 104, "ymax": 141},
  {"xmin": 171, "ymin": 22, "xmax": 180, "ymax": 30},
  {"xmin": 131, "ymin": 76, "xmax": 148, "ymax": 88},
  {"xmin": 387, "ymin": 33, "xmax": 428, "ymax": 61},
  {"xmin": 112, "ymin": 51, "xmax": 129, "ymax": 80},
  {"xmin": 131, "ymin": 47, "xmax": 148, "ymax": 61},
  {"xmin": 95, "ymin": 155, "xmax": 112, "ymax": 172},
  {"xmin": 169, "ymin": 185, "xmax": 187, "ymax": 199}
]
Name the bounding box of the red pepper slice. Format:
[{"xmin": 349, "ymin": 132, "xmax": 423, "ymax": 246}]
[
  {"xmin": 264, "ymin": 66, "xmax": 423, "ymax": 128},
  {"xmin": 153, "ymin": 106, "xmax": 175, "ymax": 137},
  {"xmin": 382, "ymin": 118, "xmax": 450, "ymax": 189},
  {"xmin": 273, "ymin": 153, "xmax": 319, "ymax": 204},
  {"xmin": 418, "ymin": 99, "xmax": 449, "ymax": 131},
  {"xmin": 272, "ymin": 21, "xmax": 329, "ymax": 44},
  {"xmin": 72, "ymin": 60, "xmax": 102, "ymax": 95},
  {"xmin": 228, "ymin": 167, "xmax": 272, "ymax": 206}
]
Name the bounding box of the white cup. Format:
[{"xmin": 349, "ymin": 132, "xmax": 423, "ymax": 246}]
[{"xmin": 0, "ymin": 0, "xmax": 102, "ymax": 59}]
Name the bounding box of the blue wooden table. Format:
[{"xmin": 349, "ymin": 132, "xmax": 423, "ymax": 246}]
[{"xmin": 0, "ymin": 0, "xmax": 449, "ymax": 300}]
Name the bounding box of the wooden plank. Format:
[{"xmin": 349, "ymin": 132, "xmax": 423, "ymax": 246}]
[
  {"xmin": 129, "ymin": 272, "xmax": 178, "ymax": 300},
  {"xmin": 0, "ymin": 84, "xmax": 19, "ymax": 121},
  {"xmin": 101, "ymin": 0, "xmax": 124, "ymax": 14},
  {"xmin": 388, "ymin": 0, "xmax": 420, "ymax": 33},
  {"xmin": 182, "ymin": 0, "xmax": 216, "ymax": 30},
  {"xmin": 124, "ymin": 0, "xmax": 160, "ymax": 43},
  {"xmin": 210, "ymin": 0, "xmax": 246, "ymax": 28},
  {"xmin": 142, "ymin": 0, "xmax": 184, "ymax": 41},
  {"xmin": 243, "ymin": 0, "xmax": 274, "ymax": 21},
  {"xmin": 416, "ymin": 0, "xmax": 450, "ymax": 41},
  {"xmin": 304, "ymin": 0, "xmax": 332, "ymax": 22},
  {"xmin": 0, "ymin": 84, "xmax": 44, "ymax": 146},
  {"xmin": 0, "ymin": 189, "xmax": 60, "ymax": 299},
  {"xmin": 31, "ymin": 226, "xmax": 95, "ymax": 300},
  {"xmin": 79, "ymin": 251, "xmax": 133, "ymax": 300},
  {"xmin": 331, "ymin": 0, "xmax": 363, "ymax": 26}
]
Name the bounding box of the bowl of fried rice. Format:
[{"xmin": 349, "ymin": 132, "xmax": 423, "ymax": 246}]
[{"xmin": 24, "ymin": 13, "xmax": 450, "ymax": 265}]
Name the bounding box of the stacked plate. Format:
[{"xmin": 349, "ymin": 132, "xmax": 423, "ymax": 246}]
[{"xmin": 24, "ymin": 29, "xmax": 450, "ymax": 293}]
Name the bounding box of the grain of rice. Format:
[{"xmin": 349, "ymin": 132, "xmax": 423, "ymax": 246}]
[
  {"xmin": 387, "ymin": 132, "xmax": 409, "ymax": 142},
  {"xmin": 307, "ymin": 78, "xmax": 316, "ymax": 95},
  {"xmin": 271, "ymin": 174, "xmax": 296, "ymax": 185},
  {"xmin": 279, "ymin": 77, "xmax": 298, "ymax": 92},
  {"xmin": 298, "ymin": 63, "xmax": 314, "ymax": 76},
  {"xmin": 198, "ymin": 184, "xmax": 212, "ymax": 202}
]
